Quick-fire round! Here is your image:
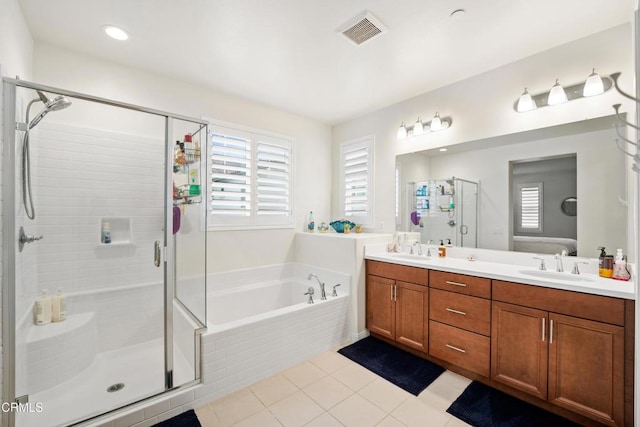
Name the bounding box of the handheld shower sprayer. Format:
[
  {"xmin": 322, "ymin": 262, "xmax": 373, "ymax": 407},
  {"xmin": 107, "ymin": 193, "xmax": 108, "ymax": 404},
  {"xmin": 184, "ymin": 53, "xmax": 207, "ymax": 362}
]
[{"xmin": 22, "ymin": 90, "xmax": 72, "ymax": 220}]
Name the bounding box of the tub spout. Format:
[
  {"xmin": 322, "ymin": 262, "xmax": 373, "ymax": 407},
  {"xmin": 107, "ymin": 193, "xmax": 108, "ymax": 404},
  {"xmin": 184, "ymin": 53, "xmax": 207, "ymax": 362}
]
[{"xmin": 308, "ymin": 273, "xmax": 326, "ymax": 300}]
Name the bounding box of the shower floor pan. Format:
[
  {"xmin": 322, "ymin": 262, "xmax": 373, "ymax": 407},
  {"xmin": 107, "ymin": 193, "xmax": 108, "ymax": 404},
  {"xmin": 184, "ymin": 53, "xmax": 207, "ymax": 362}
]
[{"xmin": 16, "ymin": 338, "xmax": 192, "ymax": 427}]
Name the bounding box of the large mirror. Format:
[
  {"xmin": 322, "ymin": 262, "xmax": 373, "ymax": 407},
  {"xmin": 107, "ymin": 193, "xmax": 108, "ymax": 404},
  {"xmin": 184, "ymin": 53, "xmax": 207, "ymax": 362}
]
[{"xmin": 396, "ymin": 115, "xmax": 633, "ymax": 258}]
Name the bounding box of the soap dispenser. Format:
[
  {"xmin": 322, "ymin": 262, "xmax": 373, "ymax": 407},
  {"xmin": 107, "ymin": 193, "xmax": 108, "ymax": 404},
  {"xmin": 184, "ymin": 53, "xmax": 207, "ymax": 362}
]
[
  {"xmin": 598, "ymin": 247, "xmax": 613, "ymax": 278},
  {"xmin": 438, "ymin": 240, "xmax": 446, "ymax": 258},
  {"xmin": 612, "ymin": 249, "xmax": 631, "ymax": 281}
]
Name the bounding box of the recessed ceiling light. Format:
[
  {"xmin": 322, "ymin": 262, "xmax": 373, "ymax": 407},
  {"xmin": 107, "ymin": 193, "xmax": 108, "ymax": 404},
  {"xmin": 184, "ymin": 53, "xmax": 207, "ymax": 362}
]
[
  {"xmin": 439, "ymin": 148, "xmax": 448, "ymax": 152},
  {"xmin": 450, "ymin": 9, "xmax": 466, "ymax": 20},
  {"xmin": 103, "ymin": 25, "xmax": 129, "ymax": 41}
]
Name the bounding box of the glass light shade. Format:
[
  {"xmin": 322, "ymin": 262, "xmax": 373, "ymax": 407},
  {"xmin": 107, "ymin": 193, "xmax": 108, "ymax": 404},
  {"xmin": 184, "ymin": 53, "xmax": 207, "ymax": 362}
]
[
  {"xmin": 547, "ymin": 79, "xmax": 567, "ymax": 105},
  {"xmin": 397, "ymin": 122, "xmax": 408, "ymax": 140},
  {"xmin": 103, "ymin": 25, "xmax": 129, "ymax": 41},
  {"xmin": 413, "ymin": 118, "xmax": 424, "ymax": 135},
  {"xmin": 430, "ymin": 113, "xmax": 442, "ymax": 132},
  {"xmin": 583, "ymin": 68, "xmax": 604, "ymax": 97},
  {"xmin": 516, "ymin": 88, "xmax": 537, "ymax": 112}
]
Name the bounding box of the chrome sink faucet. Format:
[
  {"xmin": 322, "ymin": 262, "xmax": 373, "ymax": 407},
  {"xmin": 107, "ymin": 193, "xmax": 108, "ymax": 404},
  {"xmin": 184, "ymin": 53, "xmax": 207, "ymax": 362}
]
[
  {"xmin": 308, "ymin": 273, "xmax": 326, "ymax": 300},
  {"xmin": 532, "ymin": 256, "xmax": 547, "ymax": 271},
  {"xmin": 411, "ymin": 241, "xmax": 423, "ymax": 255}
]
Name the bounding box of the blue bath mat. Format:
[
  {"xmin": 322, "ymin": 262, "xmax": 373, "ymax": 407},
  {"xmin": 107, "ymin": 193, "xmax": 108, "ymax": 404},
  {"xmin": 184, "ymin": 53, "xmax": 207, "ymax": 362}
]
[
  {"xmin": 153, "ymin": 409, "xmax": 201, "ymax": 427},
  {"xmin": 447, "ymin": 381, "xmax": 580, "ymax": 427},
  {"xmin": 338, "ymin": 336, "xmax": 444, "ymax": 395}
]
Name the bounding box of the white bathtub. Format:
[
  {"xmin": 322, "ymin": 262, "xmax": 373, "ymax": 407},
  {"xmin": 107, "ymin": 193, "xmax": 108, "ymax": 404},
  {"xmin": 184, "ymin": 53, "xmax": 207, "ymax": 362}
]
[{"xmin": 200, "ymin": 263, "xmax": 351, "ymax": 401}]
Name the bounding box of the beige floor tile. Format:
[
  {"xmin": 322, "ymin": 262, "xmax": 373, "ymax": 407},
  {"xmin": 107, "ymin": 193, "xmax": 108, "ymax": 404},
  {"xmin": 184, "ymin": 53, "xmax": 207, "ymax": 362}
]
[
  {"xmin": 283, "ymin": 362, "xmax": 327, "ymax": 389},
  {"xmin": 269, "ymin": 391, "xmax": 324, "ymax": 427},
  {"xmin": 434, "ymin": 371, "xmax": 472, "ymax": 392},
  {"xmin": 391, "ymin": 398, "xmax": 450, "ymax": 427},
  {"xmin": 309, "ymin": 351, "xmax": 352, "ymax": 374},
  {"xmin": 331, "ymin": 363, "xmax": 377, "ymax": 391},
  {"xmin": 416, "ymin": 388, "xmax": 453, "ymax": 413},
  {"xmin": 329, "ymin": 394, "xmax": 387, "ymax": 427},
  {"xmin": 251, "ymin": 374, "xmax": 299, "ymax": 406},
  {"xmin": 445, "ymin": 416, "xmax": 472, "ymax": 427},
  {"xmin": 376, "ymin": 416, "xmax": 407, "ymax": 427},
  {"xmin": 232, "ymin": 409, "xmax": 282, "ymax": 427},
  {"xmin": 358, "ymin": 378, "xmax": 411, "ymax": 413},
  {"xmin": 303, "ymin": 376, "xmax": 354, "ymax": 410},
  {"xmin": 195, "ymin": 405, "xmax": 222, "ymax": 426},
  {"xmin": 211, "ymin": 388, "xmax": 265, "ymax": 426},
  {"xmin": 304, "ymin": 412, "xmax": 344, "ymax": 427}
]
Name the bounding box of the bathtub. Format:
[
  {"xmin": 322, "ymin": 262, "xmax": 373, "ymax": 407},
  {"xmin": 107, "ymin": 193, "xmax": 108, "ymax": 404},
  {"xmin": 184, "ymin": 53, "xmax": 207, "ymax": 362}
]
[{"xmin": 200, "ymin": 263, "xmax": 351, "ymax": 401}]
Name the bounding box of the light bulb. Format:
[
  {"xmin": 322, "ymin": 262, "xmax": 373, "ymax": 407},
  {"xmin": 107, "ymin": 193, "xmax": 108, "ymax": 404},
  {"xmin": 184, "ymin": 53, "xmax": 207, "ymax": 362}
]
[
  {"xmin": 413, "ymin": 118, "xmax": 424, "ymax": 136},
  {"xmin": 430, "ymin": 113, "xmax": 442, "ymax": 132},
  {"xmin": 516, "ymin": 88, "xmax": 537, "ymax": 112},
  {"xmin": 397, "ymin": 122, "xmax": 408, "ymax": 140},
  {"xmin": 583, "ymin": 68, "xmax": 604, "ymax": 97},
  {"xmin": 547, "ymin": 79, "xmax": 567, "ymax": 106},
  {"xmin": 103, "ymin": 25, "xmax": 129, "ymax": 41}
]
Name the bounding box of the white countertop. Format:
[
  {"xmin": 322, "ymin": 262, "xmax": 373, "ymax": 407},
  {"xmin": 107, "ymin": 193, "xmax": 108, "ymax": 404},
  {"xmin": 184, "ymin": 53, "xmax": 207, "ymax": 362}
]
[{"xmin": 364, "ymin": 244, "xmax": 636, "ymax": 300}]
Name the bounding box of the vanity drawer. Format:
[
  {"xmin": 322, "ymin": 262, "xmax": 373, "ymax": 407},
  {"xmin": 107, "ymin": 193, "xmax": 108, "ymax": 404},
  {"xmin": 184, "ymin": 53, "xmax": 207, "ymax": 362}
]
[
  {"xmin": 430, "ymin": 270, "xmax": 491, "ymax": 298},
  {"xmin": 429, "ymin": 320, "xmax": 490, "ymax": 377},
  {"xmin": 429, "ymin": 288, "xmax": 491, "ymax": 336},
  {"xmin": 366, "ymin": 260, "xmax": 428, "ymax": 286}
]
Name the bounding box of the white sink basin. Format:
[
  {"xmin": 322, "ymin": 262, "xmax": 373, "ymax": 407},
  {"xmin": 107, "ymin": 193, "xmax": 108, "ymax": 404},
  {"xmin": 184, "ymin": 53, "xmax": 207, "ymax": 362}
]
[
  {"xmin": 518, "ymin": 270, "xmax": 595, "ymax": 282},
  {"xmin": 392, "ymin": 253, "xmax": 431, "ymax": 261}
]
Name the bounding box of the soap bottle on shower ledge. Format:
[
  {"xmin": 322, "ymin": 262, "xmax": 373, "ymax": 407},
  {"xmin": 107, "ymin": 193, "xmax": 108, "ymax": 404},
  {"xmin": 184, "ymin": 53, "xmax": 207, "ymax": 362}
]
[
  {"xmin": 101, "ymin": 222, "xmax": 111, "ymax": 244},
  {"xmin": 307, "ymin": 211, "xmax": 315, "ymax": 233}
]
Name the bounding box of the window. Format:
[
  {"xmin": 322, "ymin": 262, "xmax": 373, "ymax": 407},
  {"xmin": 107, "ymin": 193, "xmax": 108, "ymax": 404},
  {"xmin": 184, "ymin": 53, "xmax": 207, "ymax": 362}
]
[
  {"xmin": 209, "ymin": 124, "xmax": 293, "ymax": 229},
  {"xmin": 340, "ymin": 136, "xmax": 374, "ymax": 226},
  {"xmin": 517, "ymin": 182, "xmax": 543, "ymax": 233}
]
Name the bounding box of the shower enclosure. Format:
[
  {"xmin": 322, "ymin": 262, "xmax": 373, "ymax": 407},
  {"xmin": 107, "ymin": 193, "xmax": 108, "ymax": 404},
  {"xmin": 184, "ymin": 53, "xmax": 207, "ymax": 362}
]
[
  {"xmin": 2, "ymin": 78, "xmax": 207, "ymax": 427},
  {"xmin": 407, "ymin": 177, "xmax": 479, "ymax": 247}
]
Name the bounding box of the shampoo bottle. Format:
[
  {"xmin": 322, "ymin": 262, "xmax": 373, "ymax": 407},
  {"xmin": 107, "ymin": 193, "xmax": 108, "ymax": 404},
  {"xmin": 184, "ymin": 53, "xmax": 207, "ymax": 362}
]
[
  {"xmin": 102, "ymin": 222, "xmax": 111, "ymax": 244},
  {"xmin": 52, "ymin": 288, "xmax": 67, "ymax": 322},
  {"xmin": 34, "ymin": 290, "xmax": 52, "ymax": 325}
]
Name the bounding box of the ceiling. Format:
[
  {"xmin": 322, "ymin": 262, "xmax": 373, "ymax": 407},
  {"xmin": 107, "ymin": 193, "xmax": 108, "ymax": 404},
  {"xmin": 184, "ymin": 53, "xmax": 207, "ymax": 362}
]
[{"xmin": 18, "ymin": 0, "xmax": 634, "ymax": 125}]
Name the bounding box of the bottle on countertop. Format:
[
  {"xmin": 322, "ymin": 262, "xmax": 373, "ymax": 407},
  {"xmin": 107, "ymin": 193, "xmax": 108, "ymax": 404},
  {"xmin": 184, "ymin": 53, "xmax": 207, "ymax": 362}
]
[
  {"xmin": 598, "ymin": 247, "xmax": 613, "ymax": 278},
  {"xmin": 307, "ymin": 211, "xmax": 315, "ymax": 233},
  {"xmin": 612, "ymin": 249, "xmax": 631, "ymax": 281},
  {"xmin": 445, "ymin": 238, "xmax": 453, "ymax": 247},
  {"xmin": 34, "ymin": 290, "xmax": 52, "ymax": 325},
  {"xmin": 52, "ymin": 288, "xmax": 67, "ymax": 322},
  {"xmin": 438, "ymin": 240, "xmax": 446, "ymax": 258}
]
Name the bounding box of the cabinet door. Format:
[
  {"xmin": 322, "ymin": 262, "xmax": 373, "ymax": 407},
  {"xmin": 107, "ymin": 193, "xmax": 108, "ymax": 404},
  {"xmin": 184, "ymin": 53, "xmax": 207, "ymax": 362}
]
[
  {"xmin": 366, "ymin": 275, "xmax": 395, "ymax": 340},
  {"xmin": 548, "ymin": 313, "xmax": 624, "ymax": 427},
  {"xmin": 491, "ymin": 302, "xmax": 548, "ymax": 400},
  {"xmin": 395, "ymin": 281, "xmax": 428, "ymax": 352}
]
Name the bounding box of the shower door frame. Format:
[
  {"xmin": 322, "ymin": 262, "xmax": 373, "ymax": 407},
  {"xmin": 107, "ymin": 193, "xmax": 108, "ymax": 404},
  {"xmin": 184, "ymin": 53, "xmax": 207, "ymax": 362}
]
[
  {"xmin": 1, "ymin": 77, "xmax": 207, "ymax": 427},
  {"xmin": 455, "ymin": 177, "xmax": 480, "ymax": 248}
]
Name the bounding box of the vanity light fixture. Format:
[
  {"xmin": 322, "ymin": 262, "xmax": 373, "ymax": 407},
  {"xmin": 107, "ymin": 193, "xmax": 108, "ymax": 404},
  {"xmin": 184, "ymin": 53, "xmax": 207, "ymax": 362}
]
[
  {"xmin": 103, "ymin": 25, "xmax": 129, "ymax": 41},
  {"xmin": 514, "ymin": 69, "xmax": 613, "ymax": 113},
  {"xmin": 547, "ymin": 79, "xmax": 568, "ymax": 105},
  {"xmin": 396, "ymin": 112, "xmax": 451, "ymax": 140}
]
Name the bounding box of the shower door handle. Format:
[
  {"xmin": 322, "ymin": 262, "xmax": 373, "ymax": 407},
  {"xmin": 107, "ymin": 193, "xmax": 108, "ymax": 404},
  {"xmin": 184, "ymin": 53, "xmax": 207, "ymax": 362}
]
[
  {"xmin": 460, "ymin": 225, "xmax": 468, "ymax": 235},
  {"xmin": 154, "ymin": 240, "xmax": 162, "ymax": 267}
]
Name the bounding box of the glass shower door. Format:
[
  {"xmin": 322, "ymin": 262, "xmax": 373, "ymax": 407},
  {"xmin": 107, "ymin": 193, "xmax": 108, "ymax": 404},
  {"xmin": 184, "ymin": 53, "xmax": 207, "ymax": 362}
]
[
  {"xmin": 457, "ymin": 179, "xmax": 479, "ymax": 248},
  {"xmin": 6, "ymin": 83, "xmax": 173, "ymax": 427}
]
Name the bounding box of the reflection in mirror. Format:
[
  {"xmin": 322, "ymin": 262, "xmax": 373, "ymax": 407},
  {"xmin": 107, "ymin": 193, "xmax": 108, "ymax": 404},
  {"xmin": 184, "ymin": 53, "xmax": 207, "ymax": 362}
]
[{"xmin": 396, "ymin": 115, "xmax": 632, "ymax": 257}]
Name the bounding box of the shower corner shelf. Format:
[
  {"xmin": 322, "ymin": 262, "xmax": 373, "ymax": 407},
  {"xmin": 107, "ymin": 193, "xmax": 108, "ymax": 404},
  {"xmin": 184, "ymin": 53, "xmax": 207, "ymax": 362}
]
[{"xmin": 97, "ymin": 217, "xmax": 132, "ymax": 246}]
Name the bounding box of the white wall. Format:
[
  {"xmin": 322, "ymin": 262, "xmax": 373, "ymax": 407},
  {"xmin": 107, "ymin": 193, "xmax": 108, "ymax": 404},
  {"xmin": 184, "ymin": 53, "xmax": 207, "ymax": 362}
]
[
  {"xmin": 332, "ymin": 25, "xmax": 635, "ymax": 238},
  {"xmin": 0, "ymin": 0, "xmax": 33, "ymax": 80},
  {"xmin": 33, "ymin": 42, "xmax": 333, "ymax": 273}
]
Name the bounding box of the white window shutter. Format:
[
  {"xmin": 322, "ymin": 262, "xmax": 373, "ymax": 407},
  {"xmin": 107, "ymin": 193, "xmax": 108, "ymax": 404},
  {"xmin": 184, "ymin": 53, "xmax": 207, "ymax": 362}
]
[
  {"xmin": 518, "ymin": 183, "xmax": 543, "ymax": 232},
  {"xmin": 256, "ymin": 136, "xmax": 291, "ymax": 224},
  {"xmin": 341, "ymin": 136, "xmax": 374, "ymax": 226}
]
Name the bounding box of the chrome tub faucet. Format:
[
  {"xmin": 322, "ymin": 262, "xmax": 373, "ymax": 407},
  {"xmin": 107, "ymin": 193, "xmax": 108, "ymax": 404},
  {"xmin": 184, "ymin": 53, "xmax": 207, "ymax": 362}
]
[{"xmin": 308, "ymin": 273, "xmax": 326, "ymax": 300}]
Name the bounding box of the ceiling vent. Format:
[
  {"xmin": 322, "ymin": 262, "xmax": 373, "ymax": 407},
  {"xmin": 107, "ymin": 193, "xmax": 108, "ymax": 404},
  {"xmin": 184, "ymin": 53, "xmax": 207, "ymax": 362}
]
[{"xmin": 337, "ymin": 11, "xmax": 388, "ymax": 46}]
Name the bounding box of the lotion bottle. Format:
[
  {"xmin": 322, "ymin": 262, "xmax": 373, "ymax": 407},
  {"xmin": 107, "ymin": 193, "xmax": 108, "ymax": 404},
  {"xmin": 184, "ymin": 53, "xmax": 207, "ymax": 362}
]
[
  {"xmin": 52, "ymin": 288, "xmax": 67, "ymax": 322},
  {"xmin": 612, "ymin": 249, "xmax": 631, "ymax": 281},
  {"xmin": 34, "ymin": 290, "xmax": 52, "ymax": 325}
]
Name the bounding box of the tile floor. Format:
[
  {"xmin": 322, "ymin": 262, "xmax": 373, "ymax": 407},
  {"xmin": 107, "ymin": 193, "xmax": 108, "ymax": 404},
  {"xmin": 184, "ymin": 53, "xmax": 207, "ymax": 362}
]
[{"xmin": 195, "ymin": 350, "xmax": 473, "ymax": 427}]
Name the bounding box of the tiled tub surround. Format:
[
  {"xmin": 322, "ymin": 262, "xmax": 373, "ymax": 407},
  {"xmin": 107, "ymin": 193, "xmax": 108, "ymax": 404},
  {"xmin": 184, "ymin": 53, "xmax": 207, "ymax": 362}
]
[{"xmin": 200, "ymin": 263, "xmax": 352, "ymax": 404}]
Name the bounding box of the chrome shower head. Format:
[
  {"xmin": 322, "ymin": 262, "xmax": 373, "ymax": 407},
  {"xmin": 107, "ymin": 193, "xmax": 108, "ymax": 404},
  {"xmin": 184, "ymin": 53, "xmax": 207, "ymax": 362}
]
[{"xmin": 28, "ymin": 92, "xmax": 72, "ymax": 129}]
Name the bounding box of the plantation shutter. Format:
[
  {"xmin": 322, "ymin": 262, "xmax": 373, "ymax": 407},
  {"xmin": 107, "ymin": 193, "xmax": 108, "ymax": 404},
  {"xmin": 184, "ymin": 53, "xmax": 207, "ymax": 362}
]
[
  {"xmin": 341, "ymin": 136, "xmax": 374, "ymax": 225},
  {"xmin": 256, "ymin": 137, "xmax": 291, "ymax": 222},
  {"xmin": 210, "ymin": 130, "xmax": 252, "ymax": 225},
  {"xmin": 518, "ymin": 183, "xmax": 543, "ymax": 232}
]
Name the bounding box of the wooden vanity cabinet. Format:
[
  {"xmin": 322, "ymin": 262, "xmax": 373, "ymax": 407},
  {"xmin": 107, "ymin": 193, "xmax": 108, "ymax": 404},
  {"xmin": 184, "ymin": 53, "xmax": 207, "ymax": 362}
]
[
  {"xmin": 366, "ymin": 260, "xmax": 429, "ymax": 353},
  {"xmin": 492, "ymin": 280, "xmax": 625, "ymax": 427}
]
